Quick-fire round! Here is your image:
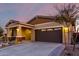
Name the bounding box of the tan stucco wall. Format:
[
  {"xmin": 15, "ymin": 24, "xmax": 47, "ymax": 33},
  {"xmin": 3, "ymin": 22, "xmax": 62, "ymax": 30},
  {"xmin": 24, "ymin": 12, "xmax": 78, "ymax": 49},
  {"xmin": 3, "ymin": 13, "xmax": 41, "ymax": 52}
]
[
  {"xmin": 31, "ymin": 29, "xmax": 35, "ymax": 41},
  {"xmin": 21, "ymin": 29, "xmax": 32, "ymax": 40},
  {"xmin": 7, "ymin": 28, "xmax": 12, "ymax": 37},
  {"xmin": 6, "ymin": 21, "xmax": 73, "ymax": 44}
]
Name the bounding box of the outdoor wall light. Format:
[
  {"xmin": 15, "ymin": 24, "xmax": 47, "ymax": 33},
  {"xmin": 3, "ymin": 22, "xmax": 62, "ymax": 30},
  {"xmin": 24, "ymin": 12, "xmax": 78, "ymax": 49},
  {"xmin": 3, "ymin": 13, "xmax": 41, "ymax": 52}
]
[
  {"xmin": 64, "ymin": 27, "xmax": 69, "ymax": 32},
  {"xmin": 17, "ymin": 28, "xmax": 20, "ymax": 32}
]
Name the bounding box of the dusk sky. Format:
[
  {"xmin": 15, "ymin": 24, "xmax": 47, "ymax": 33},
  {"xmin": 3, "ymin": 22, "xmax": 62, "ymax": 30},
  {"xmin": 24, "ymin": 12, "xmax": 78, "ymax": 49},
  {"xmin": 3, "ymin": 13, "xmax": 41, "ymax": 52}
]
[{"xmin": 0, "ymin": 3, "xmax": 78, "ymax": 28}]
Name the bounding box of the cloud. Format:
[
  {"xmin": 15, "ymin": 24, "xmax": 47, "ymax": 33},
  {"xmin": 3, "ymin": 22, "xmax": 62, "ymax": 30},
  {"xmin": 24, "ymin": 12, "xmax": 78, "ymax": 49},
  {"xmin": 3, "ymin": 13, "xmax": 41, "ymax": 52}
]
[
  {"xmin": 12, "ymin": 3, "xmax": 49, "ymax": 21},
  {"xmin": 0, "ymin": 3, "xmax": 78, "ymax": 28},
  {"xmin": 14, "ymin": 4, "xmax": 46, "ymax": 16}
]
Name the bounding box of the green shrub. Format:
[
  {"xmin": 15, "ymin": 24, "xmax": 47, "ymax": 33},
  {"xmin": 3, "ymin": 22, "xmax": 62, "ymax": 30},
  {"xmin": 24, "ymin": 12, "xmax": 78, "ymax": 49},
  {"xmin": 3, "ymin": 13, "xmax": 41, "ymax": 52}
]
[{"xmin": 0, "ymin": 26, "xmax": 4, "ymax": 37}]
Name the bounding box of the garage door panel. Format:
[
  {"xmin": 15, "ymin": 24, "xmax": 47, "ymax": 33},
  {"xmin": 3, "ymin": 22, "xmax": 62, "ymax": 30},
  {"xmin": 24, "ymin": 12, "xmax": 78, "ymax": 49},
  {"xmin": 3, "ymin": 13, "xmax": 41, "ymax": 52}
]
[{"xmin": 35, "ymin": 27, "xmax": 62, "ymax": 43}]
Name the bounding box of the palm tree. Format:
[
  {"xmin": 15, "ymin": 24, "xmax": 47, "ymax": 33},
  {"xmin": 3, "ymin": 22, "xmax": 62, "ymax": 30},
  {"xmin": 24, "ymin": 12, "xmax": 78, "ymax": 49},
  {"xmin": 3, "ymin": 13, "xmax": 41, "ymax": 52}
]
[{"xmin": 55, "ymin": 4, "xmax": 79, "ymax": 51}]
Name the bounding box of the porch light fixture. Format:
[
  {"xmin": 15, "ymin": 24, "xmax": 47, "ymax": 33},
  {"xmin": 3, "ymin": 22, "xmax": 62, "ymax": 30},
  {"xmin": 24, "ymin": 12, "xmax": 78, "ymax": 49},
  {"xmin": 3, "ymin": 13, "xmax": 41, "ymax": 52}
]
[
  {"xmin": 64, "ymin": 27, "xmax": 69, "ymax": 32},
  {"xmin": 17, "ymin": 28, "xmax": 20, "ymax": 32}
]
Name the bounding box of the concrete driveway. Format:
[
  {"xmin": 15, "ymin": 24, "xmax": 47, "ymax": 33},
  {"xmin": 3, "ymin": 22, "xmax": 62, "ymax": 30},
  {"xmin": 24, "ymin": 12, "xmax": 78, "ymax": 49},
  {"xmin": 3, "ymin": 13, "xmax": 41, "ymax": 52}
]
[{"xmin": 0, "ymin": 42, "xmax": 64, "ymax": 56}]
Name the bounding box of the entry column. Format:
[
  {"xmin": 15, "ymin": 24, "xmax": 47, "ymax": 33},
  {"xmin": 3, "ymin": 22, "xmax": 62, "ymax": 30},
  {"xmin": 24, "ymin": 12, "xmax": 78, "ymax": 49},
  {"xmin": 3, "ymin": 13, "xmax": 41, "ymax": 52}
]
[
  {"xmin": 31, "ymin": 29, "xmax": 35, "ymax": 42},
  {"xmin": 7, "ymin": 28, "xmax": 12, "ymax": 43},
  {"xmin": 16, "ymin": 26, "xmax": 22, "ymax": 44}
]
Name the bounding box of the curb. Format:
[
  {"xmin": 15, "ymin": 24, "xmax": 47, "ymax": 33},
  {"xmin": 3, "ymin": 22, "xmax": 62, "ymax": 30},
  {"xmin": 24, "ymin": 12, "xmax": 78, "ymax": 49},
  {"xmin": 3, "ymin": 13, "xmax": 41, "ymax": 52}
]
[{"xmin": 49, "ymin": 44, "xmax": 65, "ymax": 56}]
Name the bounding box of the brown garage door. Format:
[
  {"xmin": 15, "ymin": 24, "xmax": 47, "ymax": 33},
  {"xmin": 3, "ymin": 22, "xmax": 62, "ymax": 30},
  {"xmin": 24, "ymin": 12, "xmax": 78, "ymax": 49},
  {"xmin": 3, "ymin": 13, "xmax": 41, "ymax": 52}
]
[{"xmin": 35, "ymin": 27, "xmax": 62, "ymax": 43}]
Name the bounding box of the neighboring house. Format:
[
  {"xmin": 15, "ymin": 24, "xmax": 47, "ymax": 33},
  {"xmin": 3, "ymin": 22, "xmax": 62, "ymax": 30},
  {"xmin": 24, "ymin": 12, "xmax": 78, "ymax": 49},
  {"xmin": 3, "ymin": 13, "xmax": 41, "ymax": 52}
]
[{"xmin": 5, "ymin": 16, "xmax": 72, "ymax": 44}]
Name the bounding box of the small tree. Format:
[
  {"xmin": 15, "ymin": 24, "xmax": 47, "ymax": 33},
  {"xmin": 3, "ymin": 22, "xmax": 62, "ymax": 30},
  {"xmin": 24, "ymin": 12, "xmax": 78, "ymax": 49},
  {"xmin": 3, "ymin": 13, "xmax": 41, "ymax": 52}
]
[
  {"xmin": 55, "ymin": 4, "xmax": 79, "ymax": 27},
  {"xmin": 55, "ymin": 4, "xmax": 79, "ymax": 51}
]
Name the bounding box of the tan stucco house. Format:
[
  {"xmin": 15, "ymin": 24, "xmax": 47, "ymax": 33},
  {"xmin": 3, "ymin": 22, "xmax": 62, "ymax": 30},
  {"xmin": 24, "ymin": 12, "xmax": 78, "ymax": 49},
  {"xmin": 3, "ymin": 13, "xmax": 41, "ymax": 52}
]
[{"xmin": 5, "ymin": 16, "xmax": 73, "ymax": 44}]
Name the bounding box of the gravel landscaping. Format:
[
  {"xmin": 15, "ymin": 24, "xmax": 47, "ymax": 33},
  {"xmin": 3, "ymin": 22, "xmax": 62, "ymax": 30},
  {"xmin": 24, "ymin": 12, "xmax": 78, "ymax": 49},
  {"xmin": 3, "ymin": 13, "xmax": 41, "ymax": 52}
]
[{"xmin": 60, "ymin": 44, "xmax": 79, "ymax": 56}]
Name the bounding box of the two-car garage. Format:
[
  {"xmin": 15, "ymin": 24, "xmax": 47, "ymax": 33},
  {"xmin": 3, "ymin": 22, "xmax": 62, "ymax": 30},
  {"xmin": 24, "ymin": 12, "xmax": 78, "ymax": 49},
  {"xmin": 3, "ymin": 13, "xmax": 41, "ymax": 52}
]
[
  {"xmin": 27, "ymin": 16, "xmax": 63, "ymax": 43},
  {"xmin": 35, "ymin": 27, "xmax": 62, "ymax": 43}
]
